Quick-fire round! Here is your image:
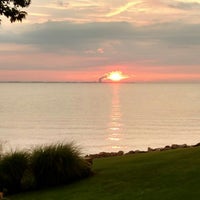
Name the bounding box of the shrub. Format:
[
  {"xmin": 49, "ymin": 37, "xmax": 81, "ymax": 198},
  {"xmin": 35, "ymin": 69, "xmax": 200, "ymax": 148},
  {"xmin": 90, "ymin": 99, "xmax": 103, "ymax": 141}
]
[
  {"xmin": 0, "ymin": 141, "xmax": 6, "ymax": 158},
  {"xmin": 0, "ymin": 143, "xmax": 2, "ymax": 157},
  {"xmin": 0, "ymin": 142, "xmax": 92, "ymax": 194},
  {"xmin": 0, "ymin": 151, "xmax": 29, "ymax": 194},
  {"xmin": 30, "ymin": 143, "xmax": 92, "ymax": 188}
]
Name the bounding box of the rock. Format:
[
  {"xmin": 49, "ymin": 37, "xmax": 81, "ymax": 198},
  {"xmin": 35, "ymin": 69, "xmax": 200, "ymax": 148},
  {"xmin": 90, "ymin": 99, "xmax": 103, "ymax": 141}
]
[
  {"xmin": 163, "ymin": 145, "xmax": 171, "ymax": 150},
  {"xmin": 148, "ymin": 147, "xmax": 163, "ymax": 152},
  {"xmin": 125, "ymin": 150, "xmax": 135, "ymax": 155},
  {"xmin": 170, "ymin": 144, "xmax": 188, "ymax": 149},
  {"xmin": 179, "ymin": 144, "xmax": 188, "ymax": 148},
  {"xmin": 98, "ymin": 152, "xmax": 107, "ymax": 157},
  {"xmin": 117, "ymin": 151, "xmax": 124, "ymax": 156},
  {"xmin": 154, "ymin": 148, "xmax": 162, "ymax": 152},
  {"xmin": 110, "ymin": 152, "xmax": 117, "ymax": 157},
  {"xmin": 135, "ymin": 150, "xmax": 146, "ymax": 154},
  {"xmin": 193, "ymin": 142, "xmax": 200, "ymax": 147},
  {"xmin": 171, "ymin": 144, "xmax": 180, "ymax": 149},
  {"xmin": 148, "ymin": 147, "xmax": 154, "ymax": 152},
  {"xmin": 85, "ymin": 142, "xmax": 198, "ymax": 160}
]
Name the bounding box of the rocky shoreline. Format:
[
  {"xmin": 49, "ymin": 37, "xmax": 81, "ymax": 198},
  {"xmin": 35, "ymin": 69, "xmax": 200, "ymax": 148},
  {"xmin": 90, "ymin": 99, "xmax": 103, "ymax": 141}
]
[{"xmin": 85, "ymin": 142, "xmax": 200, "ymax": 160}]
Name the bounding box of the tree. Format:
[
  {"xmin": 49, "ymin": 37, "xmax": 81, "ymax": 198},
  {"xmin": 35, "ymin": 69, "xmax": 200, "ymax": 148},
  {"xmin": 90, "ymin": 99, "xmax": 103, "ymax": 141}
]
[{"xmin": 0, "ymin": 0, "xmax": 31, "ymax": 23}]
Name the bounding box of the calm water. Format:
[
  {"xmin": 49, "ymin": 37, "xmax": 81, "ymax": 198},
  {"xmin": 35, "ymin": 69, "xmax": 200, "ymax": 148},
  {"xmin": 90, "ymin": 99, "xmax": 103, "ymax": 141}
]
[{"xmin": 1, "ymin": 83, "xmax": 200, "ymax": 154}]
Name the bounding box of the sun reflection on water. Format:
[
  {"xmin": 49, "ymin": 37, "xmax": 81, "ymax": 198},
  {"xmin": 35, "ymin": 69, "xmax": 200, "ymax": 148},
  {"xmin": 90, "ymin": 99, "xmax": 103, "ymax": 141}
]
[{"xmin": 107, "ymin": 84, "xmax": 124, "ymax": 150}]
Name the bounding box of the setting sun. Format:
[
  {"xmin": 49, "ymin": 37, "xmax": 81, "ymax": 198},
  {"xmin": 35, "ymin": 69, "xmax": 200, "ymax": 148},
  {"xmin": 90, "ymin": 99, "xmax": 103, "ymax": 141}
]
[{"xmin": 107, "ymin": 71, "xmax": 128, "ymax": 82}]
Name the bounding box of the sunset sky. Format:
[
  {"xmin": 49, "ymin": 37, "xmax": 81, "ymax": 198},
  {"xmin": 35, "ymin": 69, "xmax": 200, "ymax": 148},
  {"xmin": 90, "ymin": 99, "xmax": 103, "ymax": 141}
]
[{"xmin": 1, "ymin": 0, "xmax": 200, "ymax": 82}]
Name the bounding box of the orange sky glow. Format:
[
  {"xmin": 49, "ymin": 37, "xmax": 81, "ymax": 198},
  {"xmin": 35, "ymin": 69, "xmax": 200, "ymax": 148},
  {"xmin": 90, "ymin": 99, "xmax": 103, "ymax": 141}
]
[
  {"xmin": 1, "ymin": 69, "xmax": 200, "ymax": 83},
  {"xmin": 1, "ymin": 0, "xmax": 200, "ymax": 82}
]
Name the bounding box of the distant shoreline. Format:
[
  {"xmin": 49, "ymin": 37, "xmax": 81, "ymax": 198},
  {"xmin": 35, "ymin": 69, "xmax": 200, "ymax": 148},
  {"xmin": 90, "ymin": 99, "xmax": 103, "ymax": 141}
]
[
  {"xmin": 0, "ymin": 81, "xmax": 136, "ymax": 84},
  {"xmin": 0, "ymin": 81, "xmax": 200, "ymax": 84}
]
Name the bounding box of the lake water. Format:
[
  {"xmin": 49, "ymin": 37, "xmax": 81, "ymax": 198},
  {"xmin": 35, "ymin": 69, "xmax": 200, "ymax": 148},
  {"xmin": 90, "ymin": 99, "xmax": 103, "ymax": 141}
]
[{"xmin": 1, "ymin": 83, "xmax": 200, "ymax": 154}]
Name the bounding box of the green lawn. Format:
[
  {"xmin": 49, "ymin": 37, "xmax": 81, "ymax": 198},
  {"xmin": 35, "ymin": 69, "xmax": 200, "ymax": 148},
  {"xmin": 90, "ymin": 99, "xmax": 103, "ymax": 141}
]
[{"xmin": 10, "ymin": 147, "xmax": 200, "ymax": 200}]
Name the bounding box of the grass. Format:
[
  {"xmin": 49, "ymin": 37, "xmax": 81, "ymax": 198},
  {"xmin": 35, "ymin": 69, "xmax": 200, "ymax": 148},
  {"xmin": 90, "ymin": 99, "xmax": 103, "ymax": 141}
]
[
  {"xmin": 10, "ymin": 146, "xmax": 200, "ymax": 200},
  {"xmin": 0, "ymin": 151, "xmax": 29, "ymax": 194},
  {"xmin": 0, "ymin": 143, "xmax": 92, "ymax": 194},
  {"xmin": 30, "ymin": 143, "xmax": 92, "ymax": 188}
]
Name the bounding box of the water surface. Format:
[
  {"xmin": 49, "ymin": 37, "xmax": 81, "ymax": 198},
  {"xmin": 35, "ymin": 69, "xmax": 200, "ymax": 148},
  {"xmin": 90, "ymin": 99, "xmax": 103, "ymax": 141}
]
[{"xmin": 1, "ymin": 83, "xmax": 200, "ymax": 154}]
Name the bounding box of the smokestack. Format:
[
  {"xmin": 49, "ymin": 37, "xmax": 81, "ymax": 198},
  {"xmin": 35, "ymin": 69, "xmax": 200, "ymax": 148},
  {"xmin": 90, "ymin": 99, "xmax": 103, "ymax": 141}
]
[{"xmin": 98, "ymin": 75, "xmax": 107, "ymax": 83}]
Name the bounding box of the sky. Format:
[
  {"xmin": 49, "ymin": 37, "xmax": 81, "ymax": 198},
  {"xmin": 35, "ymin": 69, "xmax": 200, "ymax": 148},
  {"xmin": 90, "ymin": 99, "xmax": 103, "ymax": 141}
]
[{"xmin": 1, "ymin": 0, "xmax": 200, "ymax": 82}]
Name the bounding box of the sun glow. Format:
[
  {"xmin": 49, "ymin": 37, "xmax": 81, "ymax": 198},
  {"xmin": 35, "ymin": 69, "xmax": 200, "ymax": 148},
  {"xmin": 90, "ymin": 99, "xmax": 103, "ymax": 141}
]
[{"xmin": 107, "ymin": 71, "xmax": 128, "ymax": 82}]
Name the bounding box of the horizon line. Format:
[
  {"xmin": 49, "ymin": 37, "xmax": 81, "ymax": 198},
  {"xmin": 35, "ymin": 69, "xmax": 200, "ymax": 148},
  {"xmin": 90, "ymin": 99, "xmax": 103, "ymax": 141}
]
[{"xmin": 0, "ymin": 81, "xmax": 200, "ymax": 84}]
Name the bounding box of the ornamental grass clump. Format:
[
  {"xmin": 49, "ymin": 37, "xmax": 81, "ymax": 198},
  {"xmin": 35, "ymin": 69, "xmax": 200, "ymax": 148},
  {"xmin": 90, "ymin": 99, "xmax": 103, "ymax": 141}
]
[
  {"xmin": 30, "ymin": 143, "xmax": 92, "ymax": 188},
  {"xmin": 0, "ymin": 143, "xmax": 2, "ymax": 157},
  {"xmin": 0, "ymin": 151, "xmax": 29, "ymax": 194},
  {"xmin": 0, "ymin": 143, "xmax": 92, "ymax": 195}
]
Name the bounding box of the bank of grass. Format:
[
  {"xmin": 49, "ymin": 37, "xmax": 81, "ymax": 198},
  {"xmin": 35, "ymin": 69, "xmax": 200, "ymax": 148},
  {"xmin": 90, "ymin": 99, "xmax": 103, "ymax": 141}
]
[{"xmin": 10, "ymin": 146, "xmax": 200, "ymax": 200}]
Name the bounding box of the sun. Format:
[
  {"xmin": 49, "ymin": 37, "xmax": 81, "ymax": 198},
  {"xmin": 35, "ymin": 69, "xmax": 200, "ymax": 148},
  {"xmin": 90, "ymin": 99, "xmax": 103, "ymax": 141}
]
[
  {"xmin": 98, "ymin": 71, "xmax": 129, "ymax": 82},
  {"xmin": 107, "ymin": 71, "xmax": 128, "ymax": 82}
]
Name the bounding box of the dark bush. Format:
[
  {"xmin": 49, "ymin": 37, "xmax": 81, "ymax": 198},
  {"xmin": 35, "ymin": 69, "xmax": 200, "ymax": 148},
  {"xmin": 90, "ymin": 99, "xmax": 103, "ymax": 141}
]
[
  {"xmin": 0, "ymin": 143, "xmax": 92, "ymax": 194},
  {"xmin": 0, "ymin": 151, "xmax": 29, "ymax": 194},
  {"xmin": 30, "ymin": 143, "xmax": 92, "ymax": 188}
]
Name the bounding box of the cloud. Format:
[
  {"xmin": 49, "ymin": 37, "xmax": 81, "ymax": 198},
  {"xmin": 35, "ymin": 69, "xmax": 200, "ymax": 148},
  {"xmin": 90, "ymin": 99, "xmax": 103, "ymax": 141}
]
[
  {"xmin": 1, "ymin": 0, "xmax": 200, "ymax": 82},
  {"xmin": 106, "ymin": 1, "xmax": 141, "ymax": 17},
  {"xmin": 1, "ymin": 20, "xmax": 200, "ymax": 73},
  {"xmin": 97, "ymin": 48, "xmax": 104, "ymax": 54},
  {"xmin": 3, "ymin": 21, "xmax": 200, "ymax": 49},
  {"xmin": 1, "ymin": 21, "xmax": 134, "ymax": 51},
  {"xmin": 23, "ymin": 0, "xmax": 200, "ymax": 26},
  {"xmin": 56, "ymin": 0, "xmax": 69, "ymax": 8},
  {"xmin": 29, "ymin": 13, "xmax": 51, "ymax": 17},
  {"xmin": 168, "ymin": 1, "xmax": 200, "ymax": 10}
]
